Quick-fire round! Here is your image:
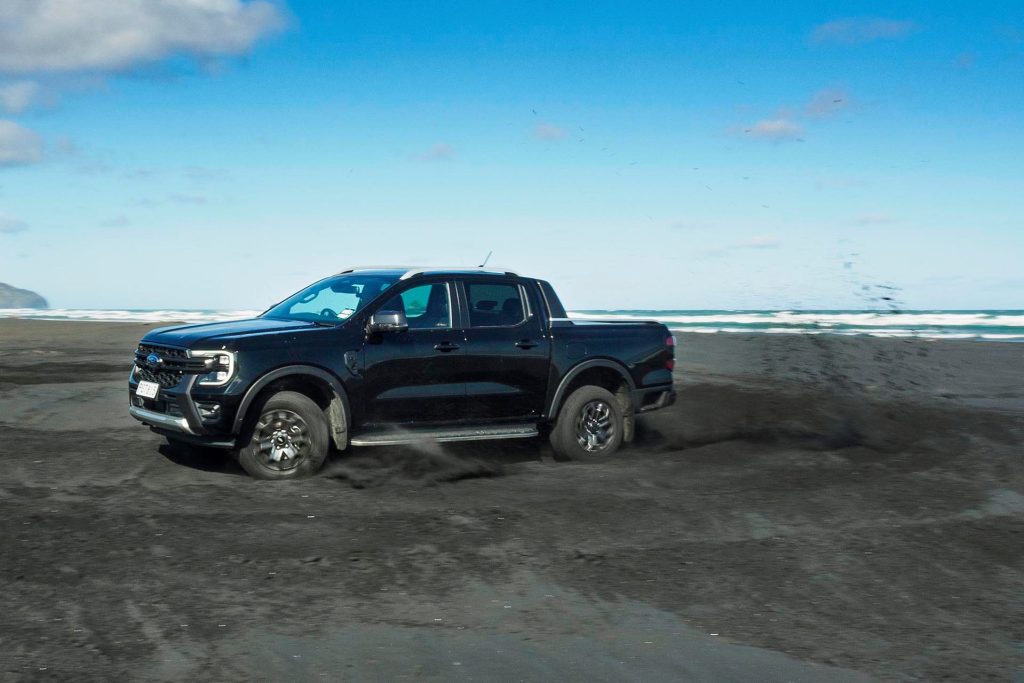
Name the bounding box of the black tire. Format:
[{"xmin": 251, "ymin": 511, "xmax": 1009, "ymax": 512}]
[
  {"xmin": 549, "ymin": 385, "xmax": 624, "ymax": 461},
  {"xmin": 236, "ymin": 391, "xmax": 329, "ymax": 480}
]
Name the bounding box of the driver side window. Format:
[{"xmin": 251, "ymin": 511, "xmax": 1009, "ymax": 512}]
[{"xmin": 379, "ymin": 282, "xmax": 452, "ymax": 330}]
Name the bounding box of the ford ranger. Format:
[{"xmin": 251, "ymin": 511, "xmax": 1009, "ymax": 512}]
[{"xmin": 128, "ymin": 267, "xmax": 676, "ymax": 479}]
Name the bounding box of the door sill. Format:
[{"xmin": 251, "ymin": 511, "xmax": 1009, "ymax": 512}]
[{"xmin": 349, "ymin": 423, "xmax": 539, "ymax": 447}]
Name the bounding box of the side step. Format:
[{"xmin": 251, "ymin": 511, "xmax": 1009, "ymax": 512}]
[{"xmin": 349, "ymin": 423, "xmax": 539, "ymax": 447}]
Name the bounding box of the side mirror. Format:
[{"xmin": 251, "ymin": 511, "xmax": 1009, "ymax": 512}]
[{"xmin": 367, "ymin": 310, "xmax": 409, "ymax": 334}]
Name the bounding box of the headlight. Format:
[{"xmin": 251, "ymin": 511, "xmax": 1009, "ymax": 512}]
[{"xmin": 190, "ymin": 350, "xmax": 237, "ymax": 387}]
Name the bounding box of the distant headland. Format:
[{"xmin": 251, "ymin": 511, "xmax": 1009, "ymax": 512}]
[{"xmin": 0, "ymin": 282, "xmax": 48, "ymax": 308}]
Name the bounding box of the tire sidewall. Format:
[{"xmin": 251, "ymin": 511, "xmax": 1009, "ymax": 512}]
[
  {"xmin": 236, "ymin": 391, "xmax": 329, "ymax": 479},
  {"xmin": 550, "ymin": 385, "xmax": 624, "ymax": 461}
]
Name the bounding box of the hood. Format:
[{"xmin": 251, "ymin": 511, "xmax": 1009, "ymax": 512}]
[{"xmin": 141, "ymin": 317, "xmax": 322, "ymax": 348}]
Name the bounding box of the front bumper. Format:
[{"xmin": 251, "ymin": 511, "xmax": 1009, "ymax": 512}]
[
  {"xmin": 129, "ymin": 405, "xmax": 193, "ymax": 434},
  {"xmin": 129, "ymin": 369, "xmax": 241, "ymax": 447},
  {"xmin": 128, "ymin": 400, "xmax": 238, "ymax": 449}
]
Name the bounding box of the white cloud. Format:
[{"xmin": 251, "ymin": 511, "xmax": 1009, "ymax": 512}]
[
  {"xmin": 701, "ymin": 236, "xmax": 782, "ymax": 258},
  {"xmin": 853, "ymin": 213, "xmax": 893, "ymax": 226},
  {"xmin": 804, "ymin": 88, "xmax": 851, "ymax": 118},
  {"xmin": 533, "ymin": 122, "xmax": 566, "ymax": 141},
  {"xmin": 0, "ymin": 0, "xmax": 285, "ymax": 74},
  {"xmin": 0, "ymin": 120, "xmax": 44, "ymax": 165},
  {"xmin": 0, "ymin": 80, "xmax": 52, "ymax": 113},
  {"xmin": 745, "ymin": 118, "xmax": 803, "ymax": 142},
  {"xmin": 170, "ymin": 193, "xmax": 209, "ymax": 205},
  {"xmin": 412, "ymin": 143, "xmax": 455, "ymax": 162},
  {"xmin": 55, "ymin": 136, "xmax": 76, "ymax": 155},
  {"xmin": 670, "ymin": 219, "xmax": 716, "ymax": 231},
  {"xmin": 955, "ymin": 53, "xmax": 975, "ymax": 70},
  {"xmin": 811, "ymin": 18, "xmax": 917, "ymax": 45},
  {"xmin": 814, "ymin": 175, "xmax": 864, "ymax": 190},
  {"xmin": 183, "ymin": 165, "xmax": 228, "ymax": 182},
  {"xmin": 100, "ymin": 214, "xmax": 132, "ymax": 228},
  {"xmin": 997, "ymin": 26, "xmax": 1023, "ymax": 43},
  {"xmin": 0, "ymin": 214, "xmax": 28, "ymax": 234},
  {"xmin": 738, "ymin": 87, "xmax": 852, "ymax": 142},
  {"xmin": 734, "ymin": 235, "xmax": 782, "ymax": 249}
]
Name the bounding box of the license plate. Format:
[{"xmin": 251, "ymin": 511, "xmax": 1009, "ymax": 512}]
[{"xmin": 136, "ymin": 380, "xmax": 160, "ymax": 400}]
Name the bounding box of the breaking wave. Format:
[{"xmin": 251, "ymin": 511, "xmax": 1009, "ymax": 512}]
[
  {"xmin": 2, "ymin": 308, "xmax": 1022, "ymax": 340},
  {"xmin": 570, "ymin": 310, "xmax": 1024, "ymax": 341}
]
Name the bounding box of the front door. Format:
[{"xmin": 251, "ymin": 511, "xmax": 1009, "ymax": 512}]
[
  {"xmin": 459, "ymin": 279, "xmax": 550, "ymax": 421},
  {"xmin": 360, "ymin": 280, "xmax": 467, "ymax": 425}
]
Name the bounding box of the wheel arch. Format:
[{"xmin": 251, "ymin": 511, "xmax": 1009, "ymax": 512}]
[
  {"xmin": 546, "ymin": 359, "xmax": 636, "ymax": 421},
  {"xmin": 233, "ymin": 365, "xmax": 351, "ymax": 450}
]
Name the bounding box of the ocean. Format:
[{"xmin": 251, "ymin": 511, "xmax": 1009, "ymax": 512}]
[{"xmin": 2, "ymin": 308, "xmax": 1022, "ymax": 341}]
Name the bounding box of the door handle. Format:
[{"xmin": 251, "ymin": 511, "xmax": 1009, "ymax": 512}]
[
  {"xmin": 515, "ymin": 339, "xmax": 539, "ymax": 350},
  {"xmin": 434, "ymin": 341, "xmax": 460, "ymax": 352}
]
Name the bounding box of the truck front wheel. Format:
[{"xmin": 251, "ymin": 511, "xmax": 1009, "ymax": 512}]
[
  {"xmin": 236, "ymin": 391, "xmax": 329, "ymax": 479},
  {"xmin": 550, "ymin": 385, "xmax": 624, "ymax": 461}
]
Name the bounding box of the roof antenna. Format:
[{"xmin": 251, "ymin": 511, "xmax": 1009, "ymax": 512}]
[{"xmin": 478, "ymin": 250, "xmax": 493, "ymax": 268}]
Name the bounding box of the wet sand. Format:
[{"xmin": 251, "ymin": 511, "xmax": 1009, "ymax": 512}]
[{"xmin": 1, "ymin": 319, "xmax": 1022, "ymax": 681}]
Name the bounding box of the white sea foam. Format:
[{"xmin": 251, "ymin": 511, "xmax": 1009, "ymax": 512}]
[
  {"xmin": 630, "ymin": 326, "xmax": 1023, "ymax": 340},
  {"xmin": 2, "ymin": 308, "xmax": 1022, "ymax": 340},
  {"xmin": 566, "ymin": 310, "xmax": 1024, "ymax": 340},
  {"xmin": 0, "ymin": 308, "xmax": 261, "ymax": 323},
  {"xmin": 570, "ymin": 311, "xmax": 1024, "ymax": 328}
]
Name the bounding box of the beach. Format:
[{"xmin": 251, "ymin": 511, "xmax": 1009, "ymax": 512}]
[{"xmin": 1, "ymin": 319, "xmax": 1021, "ymax": 680}]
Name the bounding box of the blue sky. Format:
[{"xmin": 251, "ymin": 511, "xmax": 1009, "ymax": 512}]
[{"xmin": 0, "ymin": 1, "xmax": 1021, "ymax": 310}]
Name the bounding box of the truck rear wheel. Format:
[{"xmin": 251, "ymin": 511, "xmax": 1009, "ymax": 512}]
[
  {"xmin": 550, "ymin": 385, "xmax": 624, "ymax": 461},
  {"xmin": 236, "ymin": 391, "xmax": 329, "ymax": 480}
]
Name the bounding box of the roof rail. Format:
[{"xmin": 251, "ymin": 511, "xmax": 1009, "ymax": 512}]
[
  {"xmin": 334, "ymin": 265, "xmax": 520, "ymax": 278},
  {"xmin": 399, "ymin": 267, "xmax": 519, "ymax": 280},
  {"xmin": 335, "ymin": 265, "xmax": 415, "ymax": 274}
]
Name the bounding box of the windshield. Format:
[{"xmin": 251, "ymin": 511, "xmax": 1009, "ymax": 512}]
[{"xmin": 261, "ymin": 273, "xmax": 400, "ymax": 325}]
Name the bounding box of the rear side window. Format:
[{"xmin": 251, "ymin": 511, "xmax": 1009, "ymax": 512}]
[{"xmin": 466, "ymin": 282, "xmax": 527, "ymax": 328}]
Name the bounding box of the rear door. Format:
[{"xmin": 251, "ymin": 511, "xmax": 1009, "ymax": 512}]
[
  {"xmin": 458, "ymin": 278, "xmax": 551, "ymax": 421},
  {"xmin": 360, "ymin": 279, "xmax": 468, "ymax": 425}
]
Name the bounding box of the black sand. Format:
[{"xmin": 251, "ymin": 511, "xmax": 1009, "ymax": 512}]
[{"xmin": 1, "ymin": 320, "xmax": 1021, "ymax": 681}]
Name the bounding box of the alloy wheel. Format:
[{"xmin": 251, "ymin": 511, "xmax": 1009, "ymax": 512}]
[
  {"xmin": 575, "ymin": 399, "xmax": 616, "ymax": 453},
  {"xmin": 252, "ymin": 409, "xmax": 310, "ymax": 472}
]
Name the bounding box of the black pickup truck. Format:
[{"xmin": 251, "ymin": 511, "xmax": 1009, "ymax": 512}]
[{"xmin": 128, "ymin": 267, "xmax": 676, "ymax": 479}]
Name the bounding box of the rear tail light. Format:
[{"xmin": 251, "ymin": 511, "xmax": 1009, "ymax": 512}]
[
  {"xmin": 665, "ymin": 335, "xmax": 675, "ymax": 370},
  {"xmin": 665, "ymin": 336, "xmax": 675, "ymax": 347},
  {"xmin": 666, "ymin": 358, "xmax": 675, "ymax": 371}
]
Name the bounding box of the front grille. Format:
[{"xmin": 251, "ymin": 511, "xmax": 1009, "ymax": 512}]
[
  {"xmin": 134, "ymin": 343, "xmax": 207, "ymax": 376},
  {"xmin": 138, "ymin": 343, "xmax": 188, "ymax": 360},
  {"xmin": 136, "ymin": 366, "xmax": 184, "ymax": 389}
]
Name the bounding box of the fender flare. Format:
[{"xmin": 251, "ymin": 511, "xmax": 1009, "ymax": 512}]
[
  {"xmin": 546, "ymin": 358, "xmax": 636, "ymax": 419},
  {"xmin": 232, "ymin": 365, "xmax": 351, "ymax": 442}
]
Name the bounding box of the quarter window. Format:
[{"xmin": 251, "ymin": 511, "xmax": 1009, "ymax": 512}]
[{"xmin": 466, "ymin": 282, "xmax": 527, "ymax": 328}]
